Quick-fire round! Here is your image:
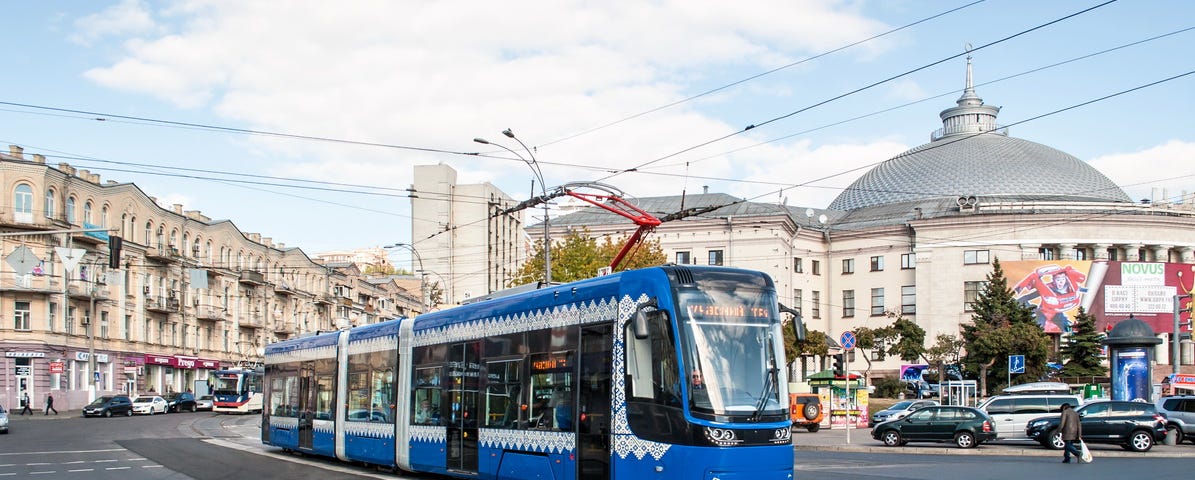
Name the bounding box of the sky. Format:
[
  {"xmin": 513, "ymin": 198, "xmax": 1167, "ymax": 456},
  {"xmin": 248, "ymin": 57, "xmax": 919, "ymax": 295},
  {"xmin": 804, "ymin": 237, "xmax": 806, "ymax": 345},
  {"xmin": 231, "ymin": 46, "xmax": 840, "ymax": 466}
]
[{"xmin": 3, "ymin": 0, "xmax": 1192, "ymax": 263}]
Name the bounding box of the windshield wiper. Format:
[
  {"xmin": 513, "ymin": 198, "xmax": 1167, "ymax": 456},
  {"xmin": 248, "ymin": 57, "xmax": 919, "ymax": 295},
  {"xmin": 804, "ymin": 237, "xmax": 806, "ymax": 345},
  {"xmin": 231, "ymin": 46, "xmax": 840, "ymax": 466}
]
[{"xmin": 749, "ymin": 364, "xmax": 778, "ymax": 423}]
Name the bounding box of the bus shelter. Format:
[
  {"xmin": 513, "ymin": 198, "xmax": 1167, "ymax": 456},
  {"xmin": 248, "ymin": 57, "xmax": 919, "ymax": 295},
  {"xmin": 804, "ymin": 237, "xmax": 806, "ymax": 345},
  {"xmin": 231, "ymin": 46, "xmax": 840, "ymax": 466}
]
[
  {"xmin": 938, "ymin": 380, "xmax": 978, "ymax": 406},
  {"xmin": 808, "ymin": 370, "xmax": 868, "ymax": 428}
]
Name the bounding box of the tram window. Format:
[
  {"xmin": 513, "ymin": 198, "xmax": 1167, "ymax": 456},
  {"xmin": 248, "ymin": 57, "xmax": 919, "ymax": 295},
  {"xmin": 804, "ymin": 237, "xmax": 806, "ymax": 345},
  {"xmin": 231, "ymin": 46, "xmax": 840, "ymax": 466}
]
[
  {"xmin": 414, "ymin": 344, "xmax": 448, "ymax": 364},
  {"xmin": 528, "ymin": 326, "xmax": 578, "ymax": 353},
  {"xmin": 529, "ymin": 351, "xmax": 575, "ymax": 431},
  {"xmin": 413, "ymin": 366, "xmax": 443, "ymax": 425},
  {"xmin": 346, "ymin": 351, "xmax": 395, "ymax": 423},
  {"xmin": 484, "ymin": 360, "xmax": 523, "ymax": 429},
  {"xmin": 315, "ymin": 374, "xmax": 334, "ymax": 420},
  {"xmin": 271, "ymin": 368, "xmax": 300, "ymax": 417},
  {"xmin": 624, "ymin": 310, "xmax": 679, "ymax": 406},
  {"xmin": 347, "ymin": 370, "xmax": 370, "ymax": 421},
  {"xmin": 486, "ymin": 332, "xmax": 527, "ymax": 357}
]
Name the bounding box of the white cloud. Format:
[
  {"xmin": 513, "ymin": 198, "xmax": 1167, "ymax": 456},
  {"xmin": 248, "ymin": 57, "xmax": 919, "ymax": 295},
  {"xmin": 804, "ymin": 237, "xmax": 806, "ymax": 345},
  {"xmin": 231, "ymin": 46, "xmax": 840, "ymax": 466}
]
[
  {"xmin": 1088, "ymin": 140, "xmax": 1195, "ymax": 204},
  {"xmin": 70, "ymin": 0, "xmax": 156, "ymax": 46}
]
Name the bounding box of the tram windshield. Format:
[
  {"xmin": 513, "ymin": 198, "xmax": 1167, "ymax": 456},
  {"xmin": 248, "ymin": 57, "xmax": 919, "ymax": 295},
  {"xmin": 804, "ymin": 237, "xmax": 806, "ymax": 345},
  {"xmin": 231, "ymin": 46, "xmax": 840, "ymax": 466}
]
[{"xmin": 675, "ymin": 273, "xmax": 786, "ymax": 420}]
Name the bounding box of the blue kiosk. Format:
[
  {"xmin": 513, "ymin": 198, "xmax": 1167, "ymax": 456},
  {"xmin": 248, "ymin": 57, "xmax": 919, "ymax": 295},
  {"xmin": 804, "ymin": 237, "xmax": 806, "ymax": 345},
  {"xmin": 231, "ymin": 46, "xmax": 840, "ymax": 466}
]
[{"xmin": 1102, "ymin": 318, "xmax": 1163, "ymax": 403}]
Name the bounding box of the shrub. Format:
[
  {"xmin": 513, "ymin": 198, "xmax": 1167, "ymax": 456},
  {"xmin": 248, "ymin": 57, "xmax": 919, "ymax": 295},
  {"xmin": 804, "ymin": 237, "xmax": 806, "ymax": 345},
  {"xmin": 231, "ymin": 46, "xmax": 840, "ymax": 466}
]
[{"xmin": 874, "ymin": 377, "xmax": 905, "ymax": 398}]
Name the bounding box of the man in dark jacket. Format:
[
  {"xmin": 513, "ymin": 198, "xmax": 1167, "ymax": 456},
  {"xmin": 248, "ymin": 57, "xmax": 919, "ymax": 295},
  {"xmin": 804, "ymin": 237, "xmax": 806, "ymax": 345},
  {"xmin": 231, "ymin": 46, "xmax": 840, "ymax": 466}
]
[{"xmin": 1059, "ymin": 403, "xmax": 1084, "ymax": 463}]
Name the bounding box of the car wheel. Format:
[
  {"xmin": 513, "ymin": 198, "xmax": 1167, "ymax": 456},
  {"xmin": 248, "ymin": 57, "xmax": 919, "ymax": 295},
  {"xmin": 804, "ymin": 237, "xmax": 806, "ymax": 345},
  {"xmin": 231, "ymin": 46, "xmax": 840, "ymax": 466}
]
[
  {"xmin": 104, "ymin": 410, "xmax": 112, "ymax": 418},
  {"xmin": 803, "ymin": 403, "xmax": 820, "ymax": 421},
  {"xmin": 191, "ymin": 404, "xmax": 197, "ymax": 413},
  {"xmin": 1166, "ymin": 424, "xmax": 1184, "ymax": 444},
  {"xmin": 806, "ymin": 423, "xmax": 820, "ymax": 433},
  {"xmin": 955, "ymin": 431, "xmax": 977, "ymax": 448},
  {"xmin": 126, "ymin": 409, "xmax": 132, "ymax": 417},
  {"xmin": 1127, "ymin": 430, "xmax": 1154, "ymax": 452},
  {"xmin": 882, "ymin": 430, "xmax": 903, "ymax": 447},
  {"xmin": 1047, "ymin": 429, "xmax": 1065, "ymax": 450}
]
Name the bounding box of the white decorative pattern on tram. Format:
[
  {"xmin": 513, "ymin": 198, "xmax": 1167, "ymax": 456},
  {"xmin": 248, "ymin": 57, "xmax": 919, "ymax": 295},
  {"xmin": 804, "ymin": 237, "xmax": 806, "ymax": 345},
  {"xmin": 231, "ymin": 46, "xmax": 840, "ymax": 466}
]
[
  {"xmin": 611, "ymin": 293, "xmax": 672, "ymax": 461},
  {"xmin": 479, "ymin": 428, "xmax": 575, "ymax": 454}
]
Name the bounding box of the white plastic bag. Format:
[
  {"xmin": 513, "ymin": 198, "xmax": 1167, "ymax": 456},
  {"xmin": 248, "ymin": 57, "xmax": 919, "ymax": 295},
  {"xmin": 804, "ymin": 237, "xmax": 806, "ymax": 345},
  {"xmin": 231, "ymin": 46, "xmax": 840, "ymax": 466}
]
[{"xmin": 1079, "ymin": 440, "xmax": 1093, "ymax": 463}]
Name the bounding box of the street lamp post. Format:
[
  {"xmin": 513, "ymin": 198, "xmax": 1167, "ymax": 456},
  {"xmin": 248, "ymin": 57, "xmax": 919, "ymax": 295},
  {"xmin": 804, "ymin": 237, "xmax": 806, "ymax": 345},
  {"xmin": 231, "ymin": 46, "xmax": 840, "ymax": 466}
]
[
  {"xmin": 474, "ymin": 129, "xmax": 551, "ymax": 284},
  {"xmin": 384, "ymin": 243, "xmax": 428, "ymax": 311}
]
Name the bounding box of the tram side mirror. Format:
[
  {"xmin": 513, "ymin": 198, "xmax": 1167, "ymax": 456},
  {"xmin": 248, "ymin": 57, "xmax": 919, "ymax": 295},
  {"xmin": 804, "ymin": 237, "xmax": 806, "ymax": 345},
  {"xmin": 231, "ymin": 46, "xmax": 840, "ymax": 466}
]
[
  {"xmin": 779, "ymin": 303, "xmax": 806, "ymax": 342},
  {"xmin": 632, "ymin": 299, "xmax": 658, "ymax": 340}
]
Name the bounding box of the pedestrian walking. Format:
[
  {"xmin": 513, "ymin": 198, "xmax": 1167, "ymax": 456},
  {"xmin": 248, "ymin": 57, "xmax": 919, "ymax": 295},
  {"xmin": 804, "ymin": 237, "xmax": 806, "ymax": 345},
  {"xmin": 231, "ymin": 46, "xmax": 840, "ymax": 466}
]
[
  {"xmin": 1059, "ymin": 402, "xmax": 1085, "ymax": 464},
  {"xmin": 19, "ymin": 392, "xmax": 33, "ymax": 415},
  {"xmin": 44, "ymin": 392, "xmax": 58, "ymax": 415}
]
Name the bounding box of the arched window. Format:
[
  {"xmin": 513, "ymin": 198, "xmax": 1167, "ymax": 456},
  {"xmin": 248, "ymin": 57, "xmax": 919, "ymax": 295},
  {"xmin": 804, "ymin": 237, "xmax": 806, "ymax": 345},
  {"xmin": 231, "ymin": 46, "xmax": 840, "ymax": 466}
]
[
  {"xmin": 156, "ymin": 226, "xmax": 165, "ymax": 249},
  {"xmin": 14, "ymin": 184, "xmax": 33, "ymax": 214},
  {"xmin": 170, "ymin": 230, "xmax": 178, "ymax": 249},
  {"xmin": 44, "ymin": 188, "xmax": 55, "ymax": 218},
  {"xmin": 182, "ymin": 234, "xmax": 190, "ymax": 258},
  {"xmin": 83, "ymin": 201, "xmax": 92, "ymax": 225},
  {"xmin": 100, "ymin": 205, "xmax": 109, "ymax": 227},
  {"xmin": 128, "ymin": 216, "xmax": 137, "ymax": 243},
  {"xmin": 66, "ymin": 197, "xmax": 76, "ymax": 223},
  {"xmin": 205, "ymin": 241, "xmax": 212, "ymax": 263},
  {"xmin": 145, "ymin": 222, "xmax": 153, "ymax": 245}
]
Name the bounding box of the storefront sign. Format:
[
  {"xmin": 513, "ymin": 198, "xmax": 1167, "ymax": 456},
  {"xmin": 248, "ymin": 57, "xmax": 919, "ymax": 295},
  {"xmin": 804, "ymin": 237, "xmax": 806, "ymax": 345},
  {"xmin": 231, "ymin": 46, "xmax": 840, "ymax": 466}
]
[
  {"xmin": 14, "ymin": 366, "xmax": 31, "ymax": 376},
  {"xmin": 4, "ymin": 352, "xmax": 45, "ymax": 358},
  {"xmin": 49, "ymin": 362, "xmax": 65, "ymax": 374},
  {"xmin": 143, "ymin": 354, "xmax": 221, "ymax": 370},
  {"xmin": 74, "ymin": 352, "xmax": 110, "ymax": 363}
]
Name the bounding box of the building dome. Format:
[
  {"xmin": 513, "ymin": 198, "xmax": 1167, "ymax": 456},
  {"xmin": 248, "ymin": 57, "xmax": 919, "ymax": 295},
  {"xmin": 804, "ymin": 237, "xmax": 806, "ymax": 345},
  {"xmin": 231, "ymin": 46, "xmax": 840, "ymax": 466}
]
[{"xmin": 829, "ymin": 57, "xmax": 1131, "ymax": 212}]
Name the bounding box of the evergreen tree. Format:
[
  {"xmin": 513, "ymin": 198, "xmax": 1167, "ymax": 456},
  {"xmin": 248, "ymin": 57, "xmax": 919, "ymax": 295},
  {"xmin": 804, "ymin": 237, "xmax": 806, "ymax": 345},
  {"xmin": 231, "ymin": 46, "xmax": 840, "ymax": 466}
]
[
  {"xmin": 1058, "ymin": 307, "xmax": 1107, "ymax": 377},
  {"xmin": 960, "ymin": 258, "xmax": 1050, "ymax": 396}
]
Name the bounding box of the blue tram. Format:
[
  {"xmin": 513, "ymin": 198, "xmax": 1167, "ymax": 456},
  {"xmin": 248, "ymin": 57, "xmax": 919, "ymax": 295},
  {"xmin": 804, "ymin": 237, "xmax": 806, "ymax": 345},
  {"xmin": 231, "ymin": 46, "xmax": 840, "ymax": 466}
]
[{"xmin": 263, "ymin": 265, "xmax": 794, "ymax": 479}]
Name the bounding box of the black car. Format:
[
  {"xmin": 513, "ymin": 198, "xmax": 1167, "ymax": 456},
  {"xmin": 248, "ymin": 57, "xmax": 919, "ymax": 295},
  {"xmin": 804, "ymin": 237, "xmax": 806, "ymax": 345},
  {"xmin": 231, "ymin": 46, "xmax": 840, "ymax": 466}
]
[
  {"xmin": 163, "ymin": 392, "xmax": 197, "ymax": 413},
  {"xmin": 1025, "ymin": 400, "xmax": 1167, "ymax": 452},
  {"xmin": 82, "ymin": 395, "xmax": 133, "ymax": 417},
  {"xmin": 871, "ymin": 405, "xmax": 997, "ymax": 448}
]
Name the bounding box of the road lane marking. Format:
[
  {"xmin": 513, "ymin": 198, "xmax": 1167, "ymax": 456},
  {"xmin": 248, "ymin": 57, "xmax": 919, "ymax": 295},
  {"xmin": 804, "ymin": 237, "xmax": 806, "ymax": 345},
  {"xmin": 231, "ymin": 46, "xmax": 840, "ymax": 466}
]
[
  {"xmin": 0, "ymin": 449, "xmax": 124, "ymax": 456},
  {"xmin": 105, "ymin": 466, "xmax": 131, "ymax": 471},
  {"xmin": 143, "ymin": 465, "xmax": 163, "ymax": 468},
  {"xmin": 26, "ymin": 463, "xmax": 53, "ymax": 466},
  {"xmin": 29, "ymin": 472, "xmax": 55, "ymax": 475},
  {"xmin": 95, "ymin": 459, "xmax": 118, "ymax": 463},
  {"xmin": 68, "ymin": 469, "xmax": 95, "ymax": 473}
]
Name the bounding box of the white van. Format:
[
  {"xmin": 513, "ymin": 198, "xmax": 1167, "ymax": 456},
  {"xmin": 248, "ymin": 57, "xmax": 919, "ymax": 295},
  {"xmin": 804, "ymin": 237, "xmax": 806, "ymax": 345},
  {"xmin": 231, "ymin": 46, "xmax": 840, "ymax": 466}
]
[{"xmin": 977, "ymin": 394, "xmax": 1083, "ymax": 439}]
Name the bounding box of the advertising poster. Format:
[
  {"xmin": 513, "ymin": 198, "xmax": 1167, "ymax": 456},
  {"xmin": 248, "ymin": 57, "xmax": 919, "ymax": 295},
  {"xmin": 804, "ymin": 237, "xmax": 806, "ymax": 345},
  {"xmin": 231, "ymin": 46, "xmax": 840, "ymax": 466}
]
[
  {"xmin": 1111, "ymin": 347, "xmax": 1151, "ymax": 402},
  {"xmin": 1004, "ymin": 260, "xmax": 1095, "ymax": 334},
  {"xmin": 1083, "ymin": 262, "xmax": 1193, "ymax": 334}
]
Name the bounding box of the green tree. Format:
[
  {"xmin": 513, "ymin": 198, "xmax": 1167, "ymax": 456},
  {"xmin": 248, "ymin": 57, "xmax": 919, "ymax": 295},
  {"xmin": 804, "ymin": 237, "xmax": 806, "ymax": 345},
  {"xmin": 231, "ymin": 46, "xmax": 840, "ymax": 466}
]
[
  {"xmin": 923, "ymin": 333, "xmax": 964, "ymax": 392},
  {"xmin": 786, "ymin": 327, "xmax": 828, "ymax": 380},
  {"xmin": 960, "ymin": 259, "xmax": 1050, "ymax": 396},
  {"xmin": 887, "ymin": 316, "xmax": 927, "ymax": 363},
  {"xmin": 854, "ymin": 326, "xmax": 897, "ymax": 382},
  {"xmin": 1058, "ymin": 307, "xmax": 1107, "ymax": 378},
  {"xmin": 509, "ymin": 228, "xmax": 667, "ymax": 286}
]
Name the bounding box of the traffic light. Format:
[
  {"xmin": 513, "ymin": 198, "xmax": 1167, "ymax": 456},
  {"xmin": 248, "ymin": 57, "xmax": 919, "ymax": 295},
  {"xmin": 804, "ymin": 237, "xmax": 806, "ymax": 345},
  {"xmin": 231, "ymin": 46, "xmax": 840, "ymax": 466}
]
[
  {"xmin": 108, "ymin": 236, "xmax": 122, "ymax": 269},
  {"xmin": 832, "ymin": 353, "xmax": 845, "ymax": 377}
]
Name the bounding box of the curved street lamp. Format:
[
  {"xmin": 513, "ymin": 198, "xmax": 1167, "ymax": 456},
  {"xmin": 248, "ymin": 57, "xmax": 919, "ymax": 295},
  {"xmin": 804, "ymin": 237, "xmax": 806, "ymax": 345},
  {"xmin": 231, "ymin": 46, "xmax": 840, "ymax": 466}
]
[{"xmin": 474, "ymin": 129, "xmax": 551, "ymax": 284}]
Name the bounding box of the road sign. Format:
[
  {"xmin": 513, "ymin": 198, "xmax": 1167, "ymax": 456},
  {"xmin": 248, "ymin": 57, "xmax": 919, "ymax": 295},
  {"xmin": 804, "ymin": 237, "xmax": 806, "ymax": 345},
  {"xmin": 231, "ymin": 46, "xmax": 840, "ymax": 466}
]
[
  {"xmin": 1009, "ymin": 355, "xmax": 1025, "ymax": 374},
  {"xmin": 839, "ymin": 331, "xmax": 856, "ymax": 350}
]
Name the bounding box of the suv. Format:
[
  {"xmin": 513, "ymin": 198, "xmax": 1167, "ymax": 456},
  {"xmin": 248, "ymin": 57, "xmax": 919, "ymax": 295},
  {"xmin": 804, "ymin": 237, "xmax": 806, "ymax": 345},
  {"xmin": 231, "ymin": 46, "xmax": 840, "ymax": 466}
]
[
  {"xmin": 82, "ymin": 395, "xmax": 133, "ymax": 417},
  {"xmin": 789, "ymin": 393, "xmax": 824, "ymax": 432},
  {"xmin": 977, "ymin": 394, "xmax": 1082, "ymax": 440},
  {"xmin": 1025, "ymin": 400, "xmax": 1167, "ymax": 452},
  {"xmin": 1156, "ymin": 395, "xmax": 1195, "ymax": 444}
]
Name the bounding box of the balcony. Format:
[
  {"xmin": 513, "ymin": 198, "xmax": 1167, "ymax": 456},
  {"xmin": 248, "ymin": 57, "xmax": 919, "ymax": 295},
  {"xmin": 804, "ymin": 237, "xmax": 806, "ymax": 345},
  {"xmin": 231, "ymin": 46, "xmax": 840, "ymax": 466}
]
[
  {"xmin": 0, "ymin": 275, "xmax": 60, "ymax": 294},
  {"xmin": 145, "ymin": 295, "xmax": 180, "ymax": 313},
  {"xmin": 238, "ymin": 270, "xmax": 267, "ymax": 286},
  {"xmin": 68, "ymin": 283, "xmax": 109, "ymax": 300},
  {"xmin": 145, "ymin": 246, "xmax": 179, "ymax": 263},
  {"xmin": 314, "ymin": 293, "xmax": 335, "ymax": 305},
  {"xmin": 272, "ymin": 321, "xmax": 293, "ymax": 335},
  {"xmin": 273, "ymin": 282, "xmax": 297, "ymax": 296},
  {"xmin": 240, "ymin": 312, "xmax": 265, "ymax": 328},
  {"xmin": 195, "ymin": 305, "xmax": 226, "ymax": 321}
]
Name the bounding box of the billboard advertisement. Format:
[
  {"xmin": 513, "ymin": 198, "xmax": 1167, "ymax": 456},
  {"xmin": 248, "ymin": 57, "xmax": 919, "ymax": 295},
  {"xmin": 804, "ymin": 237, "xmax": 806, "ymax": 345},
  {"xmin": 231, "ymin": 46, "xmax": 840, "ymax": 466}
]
[
  {"xmin": 1004, "ymin": 260, "xmax": 1194, "ymax": 335},
  {"xmin": 1111, "ymin": 346, "xmax": 1151, "ymax": 402}
]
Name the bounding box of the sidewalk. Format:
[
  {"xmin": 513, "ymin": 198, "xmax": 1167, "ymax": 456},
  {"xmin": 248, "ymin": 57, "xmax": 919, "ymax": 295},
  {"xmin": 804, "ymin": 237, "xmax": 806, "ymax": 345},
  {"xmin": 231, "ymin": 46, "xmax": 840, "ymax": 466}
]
[
  {"xmin": 8, "ymin": 408, "xmax": 78, "ymax": 418},
  {"xmin": 792, "ymin": 427, "xmax": 1192, "ymax": 458}
]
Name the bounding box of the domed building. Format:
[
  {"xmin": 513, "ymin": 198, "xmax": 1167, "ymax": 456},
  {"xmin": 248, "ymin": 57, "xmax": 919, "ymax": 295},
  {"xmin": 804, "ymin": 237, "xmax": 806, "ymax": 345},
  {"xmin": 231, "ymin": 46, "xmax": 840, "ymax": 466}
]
[{"xmin": 539, "ymin": 58, "xmax": 1195, "ymax": 385}]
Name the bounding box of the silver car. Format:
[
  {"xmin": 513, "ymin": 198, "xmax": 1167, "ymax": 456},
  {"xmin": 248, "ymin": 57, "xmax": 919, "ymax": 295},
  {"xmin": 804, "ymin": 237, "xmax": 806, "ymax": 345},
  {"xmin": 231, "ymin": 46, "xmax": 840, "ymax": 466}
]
[
  {"xmin": 871, "ymin": 399, "xmax": 938, "ymax": 424},
  {"xmin": 0, "ymin": 404, "xmax": 9, "ymax": 433},
  {"xmin": 195, "ymin": 395, "xmax": 214, "ymax": 411}
]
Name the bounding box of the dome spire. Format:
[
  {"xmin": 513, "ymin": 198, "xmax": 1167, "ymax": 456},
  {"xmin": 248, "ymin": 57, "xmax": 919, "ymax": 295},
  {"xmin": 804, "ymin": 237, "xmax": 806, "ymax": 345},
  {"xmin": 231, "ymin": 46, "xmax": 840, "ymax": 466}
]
[{"xmin": 932, "ymin": 50, "xmax": 1003, "ymax": 141}]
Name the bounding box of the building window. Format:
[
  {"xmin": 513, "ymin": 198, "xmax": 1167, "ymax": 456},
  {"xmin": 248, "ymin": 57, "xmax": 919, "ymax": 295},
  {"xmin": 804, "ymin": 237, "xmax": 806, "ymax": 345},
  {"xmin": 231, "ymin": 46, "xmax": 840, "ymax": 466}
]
[
  {"xmin": 83, "ymin": 201, "xmax": 93, "ymax": 225},
  {"xmin": 811, "ymin": 260, "xmax": 821, "ymax": 276},
  {"xmin": 1038, "ymin": 247, "xmax": 1055, "ymax": 260},
  {"xmin": 964, "ymin": 281, "xmax": 987, "ymax": 311},
  {"xmin": 66, "ymin": 197, "xmax": 76, "ymax": 224},
  {"xmin": 842, "ymin": 290, "xmax": 855, "ymax": 317},
  {"xmin": 963, "ymin": 250, "xmax": 990, "ymax": 265},
  {"xmin": 48, "ymin": 302, "xmax": 57, "ymax": 332},
  {"xmin": 901, "ymin": 286, "xmax": 916, "ymax": 314},
  {"xmin": 1108, "ymin": 248, "xmax": 1118, "ymax": 261},
  {"xmin": 67, "ymin": 306, "xmax": 76, "ymax": 335},
  {"xmin": 14, "ymin": 301, "xmax": 31, "ymax": 330},
  {"xmin": 793, "ymin": 289, "xmax": 803, "ymax": 312},
  {"xmin": 100, "ymin": 311, "xmax": 109, "ymax": 339},
  {"xmin": 811, "ymin": 291, "xmax": 821, "ymax": 319},
  {"xmin": 794, "ymin": 257, "xmax": 803, "ymax": 273},
  {"xmin": 675, "ymin": 251, "xmax": 691, "ymax": 264},
  {"xmin": 842, "ymin": 258, "xmax": 854, "ymax": 274},
  {"xmin": 1074, "ymin": 248, "xmax": 1088, "ymax": 260},
  {"xmin": 708, "ymin": 250, "xmax": 724, "ymax": 266},
  {"xmin": 901, "ymin": 253, "xmax": 916, "ymax": 269},
  {"xmin": 45, "ymin": 188, "xmax": 56, "ymax": 218},
  {"xmin": 14, "ymin": 184, "xmax": 33, "ymax": 215},
  {"xmin": 124, "ymin": 315, "xmax": 132, "ymax": 341},
  {"xmin": 871, "ymin": 288, "xmax": 885, "ymax": 316},
  {"xmin": 870, "ymin": 256, "xmax": 884, "ymax": 272}
]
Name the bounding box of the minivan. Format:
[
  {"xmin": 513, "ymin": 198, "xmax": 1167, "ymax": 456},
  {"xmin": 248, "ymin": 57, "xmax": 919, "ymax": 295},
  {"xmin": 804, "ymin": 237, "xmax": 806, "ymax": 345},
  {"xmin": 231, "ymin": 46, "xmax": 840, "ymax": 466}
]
[
  {"xmin": 977, "ymin": 393, "xmax": 1082, "ymax": 439},
  {"xmin": 1156, "ymin": 395, "xmax": 1195, "ymax": 444}
]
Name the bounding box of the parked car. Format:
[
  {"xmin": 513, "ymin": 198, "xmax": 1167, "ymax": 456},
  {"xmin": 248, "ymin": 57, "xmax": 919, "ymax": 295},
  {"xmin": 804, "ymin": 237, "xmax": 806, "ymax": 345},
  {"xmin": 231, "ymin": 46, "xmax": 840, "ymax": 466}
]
[
  {"xmin": 977, "ymin": 393, "xmax": 1083, "ymax": 440},
  {"xmin": 0, "ymin": 405, "xmax": 9, "ymax": 433},
  {"xmin": 1025, "ymin": 400, "xmax": 1167, "ymax": 452},
  {"xmin": 789, "ymin": 393, "xmax": 824, "ymax": 432},
  {"xmin": 195, "ymin": 395, "xmax": 214, "ymax": 411},
  {"xmin": 1156, "ymin": 395, "xmax": 1195, "ymax": 444},
  {"xmin": 83, "ymin": 395, "xmax": 134, "ymax": 417},
  {"xmin": 871, "ymin": 405, "xmax": 996, "ymax": 448},
  {"xmin": 132, "ymin": 396, "xmax": 169, "ymax": 415},
  {"xmin": 163, "ymin": 392, "xmax": 197, "ymax": 413},
  {"xmin": 872, "ymin": 399, "xmax": 938, "ymax": 425}
]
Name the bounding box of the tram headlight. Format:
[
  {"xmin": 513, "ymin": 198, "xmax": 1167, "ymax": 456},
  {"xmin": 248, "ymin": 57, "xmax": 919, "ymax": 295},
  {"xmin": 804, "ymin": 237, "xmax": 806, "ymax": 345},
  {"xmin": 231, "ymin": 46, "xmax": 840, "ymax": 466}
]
[
  {"xmin": 774, "ymin": 427, "xmax": 791, "ymax": 441},
  {"xmin": 704, "ymin": 427, "xmax": 739, "ymax": 445}
]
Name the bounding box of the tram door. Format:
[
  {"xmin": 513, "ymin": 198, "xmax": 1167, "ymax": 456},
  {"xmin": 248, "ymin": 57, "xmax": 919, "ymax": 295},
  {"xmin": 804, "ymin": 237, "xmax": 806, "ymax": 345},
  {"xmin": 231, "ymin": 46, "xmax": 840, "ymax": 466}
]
[
  {"xmin": 298, "ymin": 361, "xmax": 316, "ymax": 450},
  {"xmin": 446, "ymin": 342, "xmax": 479, "ymax": 472},
  {"xmin": 577, "ymin": 324, "xmax": 613, "ymax": 479}
]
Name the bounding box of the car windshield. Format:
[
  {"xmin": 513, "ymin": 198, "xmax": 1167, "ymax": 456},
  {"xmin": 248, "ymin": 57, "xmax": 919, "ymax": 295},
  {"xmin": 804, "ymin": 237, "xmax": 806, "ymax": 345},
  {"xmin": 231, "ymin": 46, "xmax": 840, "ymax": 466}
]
[
  {"xmin": 133, "ymin": 397, "xmax": 155, "ymax": 403},
  {"xmin": 675, "ymin": 273, "xmax": 786, "ymax": 418}
]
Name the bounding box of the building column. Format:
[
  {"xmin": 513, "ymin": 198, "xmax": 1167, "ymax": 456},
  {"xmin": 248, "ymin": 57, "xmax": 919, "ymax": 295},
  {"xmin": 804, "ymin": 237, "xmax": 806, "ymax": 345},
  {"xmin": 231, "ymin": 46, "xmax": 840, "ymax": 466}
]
[
  {"xmin": 1058, "ymin": 244, "xmax": 1076, "ymax": 260},
  {"xmin": 1091, "ymin": 244, "xmax": 1111, "ymax": 261},
  {"xmin": 1178, "ymin": 247, "xmax": 1194, "ymax": 263},
  {"xmin": 1126, "ymin": 245, "xmax": 1143, "ymax": 262},
  {"xmin": 1154, "ymin": 245, "xmax": 1173, "ymax": 263}
]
